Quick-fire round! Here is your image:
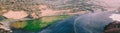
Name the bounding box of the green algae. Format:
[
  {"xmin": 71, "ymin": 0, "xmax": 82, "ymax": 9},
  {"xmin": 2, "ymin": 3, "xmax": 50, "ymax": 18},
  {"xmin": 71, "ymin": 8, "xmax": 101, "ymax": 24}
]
[
  {"xmin": 40, "ymin": 15, "xmax": 70, "ymax": 28},
  {"xmin": 23, "ymin": 19, "xmax": 41, "ymax": 32},
  {"xmin": 12, "ymin": 15, "xmax": 71, "ymax": 32}
]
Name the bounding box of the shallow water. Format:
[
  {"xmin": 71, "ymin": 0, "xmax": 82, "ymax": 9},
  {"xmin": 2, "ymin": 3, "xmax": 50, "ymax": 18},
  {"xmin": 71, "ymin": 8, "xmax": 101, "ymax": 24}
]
[{"xmin": 11, "ymin": 15, "xmax": 71, "ymax": 32}]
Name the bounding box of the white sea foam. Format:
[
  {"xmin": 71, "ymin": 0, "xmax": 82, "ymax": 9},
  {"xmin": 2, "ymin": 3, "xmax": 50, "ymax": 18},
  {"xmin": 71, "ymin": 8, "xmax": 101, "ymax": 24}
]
[{"xmin": 109, "ymin": 14, "xmax": 120, "ymax": 21}]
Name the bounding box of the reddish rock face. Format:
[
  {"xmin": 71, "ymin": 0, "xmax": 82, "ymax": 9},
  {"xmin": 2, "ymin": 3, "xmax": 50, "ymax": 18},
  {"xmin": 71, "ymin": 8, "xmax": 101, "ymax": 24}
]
[
  {"xmin": 2, "ymin": 11, "xmax": 28, "ymax": 19},
  {"xmin": 103, "ymin": 21, "xmax": 120, "ymax": 33}
]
